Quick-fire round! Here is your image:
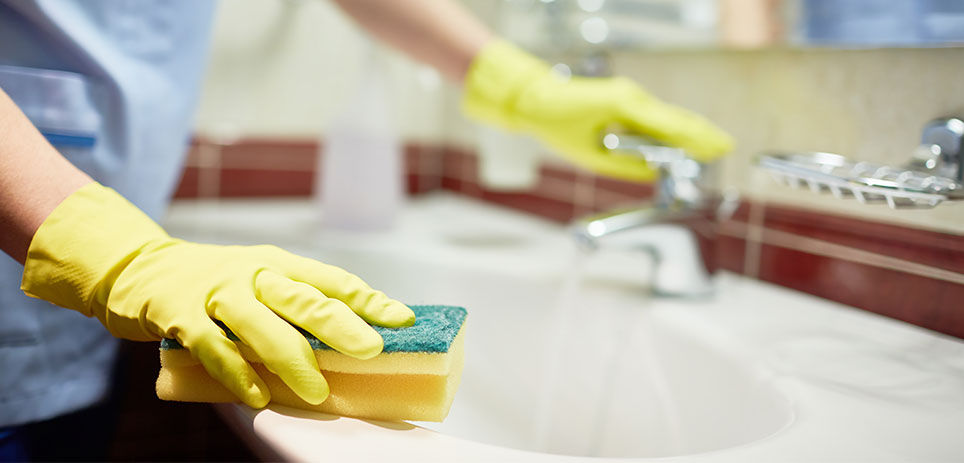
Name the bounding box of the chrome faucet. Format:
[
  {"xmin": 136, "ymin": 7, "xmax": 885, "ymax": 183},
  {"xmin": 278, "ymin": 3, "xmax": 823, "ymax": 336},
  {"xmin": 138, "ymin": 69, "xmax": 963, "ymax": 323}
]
[{"xmin": 571, "ymin": 133, "xmax": 736, "ymax": 297}]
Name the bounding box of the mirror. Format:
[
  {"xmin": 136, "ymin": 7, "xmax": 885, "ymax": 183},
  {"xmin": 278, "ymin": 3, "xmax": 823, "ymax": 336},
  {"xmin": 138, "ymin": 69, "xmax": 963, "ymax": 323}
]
[{"xmin": 487, "ymin": 0, "xmax": 964, "ymax": 52}]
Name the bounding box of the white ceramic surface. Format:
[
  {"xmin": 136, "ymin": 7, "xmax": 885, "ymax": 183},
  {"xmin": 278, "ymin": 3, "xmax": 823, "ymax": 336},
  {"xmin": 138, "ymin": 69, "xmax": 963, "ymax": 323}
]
[{"xmin": 163, "ymin": 193, "xmax": 964, "ymax": 462}]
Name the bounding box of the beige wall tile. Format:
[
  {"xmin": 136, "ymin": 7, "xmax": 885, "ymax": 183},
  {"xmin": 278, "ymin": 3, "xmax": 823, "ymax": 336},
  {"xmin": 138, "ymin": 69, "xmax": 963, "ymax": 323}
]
[
  {"xmin": 193, "ymin": 0, "xmax": 463, "ymax": 143},
  {"xmin": 193, "ymin": 1, "xmax": 963, "ymax": 234},
  {"xmin": 611, "ymin": 47, "xmax": 964, "ymax": 234}
]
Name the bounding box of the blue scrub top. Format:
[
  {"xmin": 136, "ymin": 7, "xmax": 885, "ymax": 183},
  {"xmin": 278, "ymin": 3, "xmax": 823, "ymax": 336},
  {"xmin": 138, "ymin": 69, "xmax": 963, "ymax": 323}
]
[{"xmin": 0, "ymin": 0, "xmax": 216, "ymax": 426}]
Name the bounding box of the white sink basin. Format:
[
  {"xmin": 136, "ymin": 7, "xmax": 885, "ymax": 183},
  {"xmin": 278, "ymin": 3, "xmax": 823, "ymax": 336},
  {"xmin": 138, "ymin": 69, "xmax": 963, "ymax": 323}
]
[
  {"xmin": 163, "ymin": 194, "xmax": 964, "ymax": 462},
  {"xmin": 314, "ymin": 251, "xmax": 793, "ymax": 459}
]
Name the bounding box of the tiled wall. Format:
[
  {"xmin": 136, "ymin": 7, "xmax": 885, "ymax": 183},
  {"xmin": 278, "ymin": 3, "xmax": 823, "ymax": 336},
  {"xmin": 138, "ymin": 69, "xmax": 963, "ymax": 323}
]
[
  {"xmin": 174, "ymin": 138, "xmax": 653, "ymax": 220},
  {"xmin": 609, "ymin": 46, "xmax": 964, "ymax": 236},
  {"xmin": 185, "ymin": 2, "xmax": 962, "ymax": 339},
  {"xmin": 718, "ymin": 201, "xmax": 963, "ymax": 339},
  {"xmin": 172, "ymin": 136, "xmax": 963, "ymax": 339},
  {"xmin": 193, "ymin": 0, "xmax": 462, "ymax": 145},
  {"xmin": 605, "ymin": 45, "xmax": 964, "ymax": 338}
]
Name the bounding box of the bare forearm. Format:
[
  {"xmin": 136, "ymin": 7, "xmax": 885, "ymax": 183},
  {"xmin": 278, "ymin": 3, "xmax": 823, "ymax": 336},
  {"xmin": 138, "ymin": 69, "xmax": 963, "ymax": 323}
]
[
  {"xmin": 330, "ymin": 0, "xmax": 492, "ymax": 82},
  {"xmin": 0, "ymin": 88, "xmax": 92, "ymax": 264}
]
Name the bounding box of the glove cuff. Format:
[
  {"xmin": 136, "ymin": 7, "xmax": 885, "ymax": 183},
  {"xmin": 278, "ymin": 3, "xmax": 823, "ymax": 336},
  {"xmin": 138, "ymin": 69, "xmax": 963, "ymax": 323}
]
[
  {"xmin": 21, "ymin": 182, "xmax": 169, "ymax": 317},
  {"xmin": 461, "ymin": 39, "xmax": 549, "ymax": 130}
]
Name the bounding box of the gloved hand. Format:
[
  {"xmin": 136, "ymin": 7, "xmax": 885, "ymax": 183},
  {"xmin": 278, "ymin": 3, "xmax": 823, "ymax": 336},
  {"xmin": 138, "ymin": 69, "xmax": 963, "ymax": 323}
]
[
  {"xmin": 21, "ymin": 183, "xmax": 415, "ymax": 408},
  {"xmin": 462, "ymin": 40, "xmax": 734, "ymax": 182}
]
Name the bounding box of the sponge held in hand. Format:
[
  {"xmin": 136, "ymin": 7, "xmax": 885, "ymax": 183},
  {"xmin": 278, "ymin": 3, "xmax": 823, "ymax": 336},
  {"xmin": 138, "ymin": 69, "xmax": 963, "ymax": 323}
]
[{"xmin": 156, "ymin": 305, "xmax": 467, "ymax": 422}]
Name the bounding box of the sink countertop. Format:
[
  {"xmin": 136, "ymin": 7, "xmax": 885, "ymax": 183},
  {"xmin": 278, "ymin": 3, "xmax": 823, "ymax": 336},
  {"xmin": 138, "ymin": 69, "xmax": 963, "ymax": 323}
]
[{"xmin": 164, "ymin": 193, "xmax": 964, "ymax": 462}]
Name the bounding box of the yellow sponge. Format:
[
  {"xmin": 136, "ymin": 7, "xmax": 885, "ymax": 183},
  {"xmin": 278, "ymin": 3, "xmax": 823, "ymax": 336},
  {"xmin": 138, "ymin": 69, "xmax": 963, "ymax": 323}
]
[{"xmin": 156, "ymin": 305, "xmax": 467, "ymax": 422}]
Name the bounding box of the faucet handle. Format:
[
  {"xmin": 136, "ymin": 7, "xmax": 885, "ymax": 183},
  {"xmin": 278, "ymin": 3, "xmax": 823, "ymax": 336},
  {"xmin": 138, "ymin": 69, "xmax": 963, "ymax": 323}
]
[
  {"xmin": 602, "ymin": 133, "xmax": 688, "ymax": 167},
  {"xmin": 602, "ymin": 132, "xmax": 708, "ymax": 207},
  {"xmin": 911, "ymin": 117, "xmax": 963, "ymax": 182}
]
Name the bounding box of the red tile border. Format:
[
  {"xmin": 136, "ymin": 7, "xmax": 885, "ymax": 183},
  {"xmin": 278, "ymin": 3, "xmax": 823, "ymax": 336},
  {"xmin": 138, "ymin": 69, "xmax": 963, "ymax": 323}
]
[
  {"xmin": 182, "ymin": 143, "xmax": 202, "ymax": 167},
  {"xmin": 539, "ymin": 164, "xmax": 579, "ymax": 184},
  {"xmin": 186, "ymin": 137, "xmax": 318, "ymax": 171},
  {"xmin": 222, "ymin": 142, "xmax": 316, "ymax": 171},
  {"xmin": 763, "ymin": 204, "xmax": 964, "ymax": 274},
  {"xmin": 173, "ymin": 166, "xmax": 200, "ymax": 198},
  {"xmin": 727, "ymin": 199, "xmax": 754, "ymax": 223},
  {"xmin": 593, "ymin": 174, "xmax": 656, "ymax": 199},
  {"xmin": 529, "ymin": 171, "xmax": 577, "ymax": 203},
  {"xmin": 474, "ymin": 188, "xmax": 577, "ymax": 223},
  {"xmin": 758, "ymin": 243, "xmax": 964, "ymax": 339},
  {"xmin": 438, "ymin": 176, "xmax": 462, "ymax": 194},
  {"xmin": 716, "ymin": 234, "xmax": 747, "ymax": 274},
  {"xmin": 591, "ymin": 189, "xmax": 646, "ymax": 213},
  {"xmin": 219, "ymin": 168, "xmax": 315, "ymax": 197}
]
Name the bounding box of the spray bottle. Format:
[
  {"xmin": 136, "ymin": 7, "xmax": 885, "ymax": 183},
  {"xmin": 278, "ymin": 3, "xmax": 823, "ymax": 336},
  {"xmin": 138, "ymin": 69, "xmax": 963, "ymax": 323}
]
[{"xmin": 316, "ymin": 43, "xmax": 403, "ymax": 230}]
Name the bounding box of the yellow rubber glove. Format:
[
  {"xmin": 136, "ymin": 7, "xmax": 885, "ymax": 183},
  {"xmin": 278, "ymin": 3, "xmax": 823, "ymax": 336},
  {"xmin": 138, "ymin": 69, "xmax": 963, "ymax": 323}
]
[
  {"xmin": 463, "ymin": 40, "xmax": 734, "ymax": 182},
  {"xmin": 21, "ymin": 183, "xmax": 415, "ymax": 408}
]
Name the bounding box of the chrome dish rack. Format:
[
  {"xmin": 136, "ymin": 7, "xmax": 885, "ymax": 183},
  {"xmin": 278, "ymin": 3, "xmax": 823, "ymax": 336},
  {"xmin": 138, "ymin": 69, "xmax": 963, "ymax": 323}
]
[{"xmin": 757, "ymin": 117, "xmax": 964, "ymax": 210}]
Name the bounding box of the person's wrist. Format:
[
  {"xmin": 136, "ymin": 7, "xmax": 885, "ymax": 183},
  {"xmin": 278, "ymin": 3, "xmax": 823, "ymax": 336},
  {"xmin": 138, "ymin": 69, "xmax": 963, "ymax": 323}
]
[
  {"xmin": 461, "ymin": 39, "xmax": 548, "ymax": 129},
  {"xmin": 21, "ymin": 183, "xmax": 169, "ymax": 317}
]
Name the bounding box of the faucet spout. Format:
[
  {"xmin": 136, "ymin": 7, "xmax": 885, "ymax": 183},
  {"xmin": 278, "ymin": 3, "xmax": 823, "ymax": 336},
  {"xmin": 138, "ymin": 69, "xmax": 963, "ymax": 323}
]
[
  {"xmin": 571, "ymin": 205, "xmax": 714, "ymax": 297},
  {"xmin": 572, "ymin": 204, "xmax": 698, "ymax": 249}
]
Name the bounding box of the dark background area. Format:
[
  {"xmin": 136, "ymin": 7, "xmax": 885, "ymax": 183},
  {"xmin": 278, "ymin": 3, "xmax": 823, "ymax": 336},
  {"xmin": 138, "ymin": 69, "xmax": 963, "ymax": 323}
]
[{"xmin": 108, "ymin": 341, "xmax": 259, "ymax": 461}]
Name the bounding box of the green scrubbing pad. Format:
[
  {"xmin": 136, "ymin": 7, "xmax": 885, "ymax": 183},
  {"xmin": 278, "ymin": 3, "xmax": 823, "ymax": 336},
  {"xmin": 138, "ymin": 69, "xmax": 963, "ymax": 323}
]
[{"xmin": 156, "ymin": 305, "xmax": 467, "ymax": 422}]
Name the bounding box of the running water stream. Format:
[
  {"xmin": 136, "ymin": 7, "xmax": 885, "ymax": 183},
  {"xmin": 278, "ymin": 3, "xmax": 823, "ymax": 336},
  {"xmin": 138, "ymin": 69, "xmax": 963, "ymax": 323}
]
[
  {"xmin": 530, "ymin": 251, "xmax": 589, "ymax": 453},
  {"xmin": 531, "ymin": 248, "xmax": 687, "ymax": 457}
]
